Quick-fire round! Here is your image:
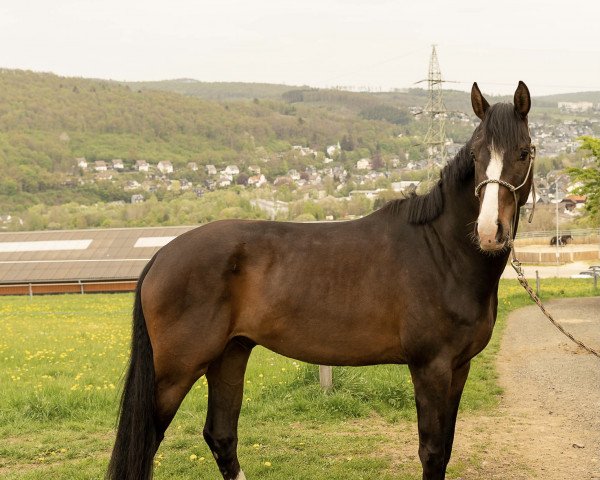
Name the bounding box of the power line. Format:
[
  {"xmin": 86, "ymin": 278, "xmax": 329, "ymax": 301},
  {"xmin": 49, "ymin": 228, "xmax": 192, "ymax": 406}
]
[{"xmin": 320, "ymin": 47, "xmax": 427, "ymax": 86}]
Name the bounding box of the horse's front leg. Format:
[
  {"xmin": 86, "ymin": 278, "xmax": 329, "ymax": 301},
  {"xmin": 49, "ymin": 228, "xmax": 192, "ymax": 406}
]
[
  {"xmin": 443, "ymin": 361, "xmax": 471, "ymax": 469},
  {"xmin": 409, "ymin": 360, "xmax": 458, "ymax": 480}
]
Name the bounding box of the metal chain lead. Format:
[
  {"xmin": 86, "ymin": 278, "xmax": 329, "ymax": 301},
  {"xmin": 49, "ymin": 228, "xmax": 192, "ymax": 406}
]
[{"xmin": 509, "ymin": 249, "xmax": 600, "ymax": 359}]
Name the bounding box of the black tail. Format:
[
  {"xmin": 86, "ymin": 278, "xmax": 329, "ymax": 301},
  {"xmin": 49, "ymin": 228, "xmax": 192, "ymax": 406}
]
[{"xmin": 107, "ymin": 258, "xmax": 157, "ymax": 480}]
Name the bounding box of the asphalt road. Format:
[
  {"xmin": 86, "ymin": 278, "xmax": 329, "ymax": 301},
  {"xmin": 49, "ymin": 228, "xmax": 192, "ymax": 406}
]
[{"xmin": 502, "ymin": 260, "xmax": 599, "ymax": 279}]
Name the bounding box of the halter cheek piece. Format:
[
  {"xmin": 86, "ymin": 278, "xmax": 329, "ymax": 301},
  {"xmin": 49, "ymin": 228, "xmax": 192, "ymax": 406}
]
[{"xmin": 473, "ymin": 145, "xmax": 537, "ymax": 240}]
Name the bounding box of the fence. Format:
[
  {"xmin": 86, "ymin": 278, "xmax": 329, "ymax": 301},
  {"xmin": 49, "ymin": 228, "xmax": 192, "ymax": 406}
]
[
  {"xmin": 515, "ymin": 227, "xmax": 600, "ymax": 239},
  {"xmin": 515, "ymin": 228, "xmax": 600, "ymax": 245},
  {"xmin": 0, "ymin": 279, "xmax": 137, "ymax": 296}
]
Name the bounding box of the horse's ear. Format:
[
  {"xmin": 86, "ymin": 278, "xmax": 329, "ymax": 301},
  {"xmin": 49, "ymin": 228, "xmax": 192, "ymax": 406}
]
[
  {"xmin": 514, "ymin": 81, "xmax": 531, "ymax": 119},
  {"xmin": 471, "ymin": 82, "xmax": 489, "ymax": 121}
]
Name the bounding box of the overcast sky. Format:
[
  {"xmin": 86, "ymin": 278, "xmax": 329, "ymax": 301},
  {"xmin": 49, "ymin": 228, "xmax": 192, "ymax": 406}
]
[{"xmin": 0, "ymin": 0, "xmax": 598, "ymax": 96}]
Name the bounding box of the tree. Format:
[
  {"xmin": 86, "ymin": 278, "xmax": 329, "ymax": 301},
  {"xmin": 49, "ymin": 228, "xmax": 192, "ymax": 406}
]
[
  {"xmin": 371, "ymin": 144, "xmax": 384, "ymax": 170},
  {"xmin": 567, "ymin": 136, "xmax": 600, "ymax": 225},
  {"xmin": 340, "ymin": 134, "xmax": 355, "ymax": 152}
]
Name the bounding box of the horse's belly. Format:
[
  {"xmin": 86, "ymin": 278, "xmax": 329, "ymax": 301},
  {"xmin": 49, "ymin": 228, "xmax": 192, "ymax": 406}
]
[{"xmin": 232, "ymin": 304, "xmax": 405, "ymax": 366}]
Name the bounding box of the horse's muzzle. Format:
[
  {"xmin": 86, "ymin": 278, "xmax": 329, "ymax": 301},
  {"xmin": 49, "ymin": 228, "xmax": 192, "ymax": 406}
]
[{"xmin": 476, "ymin": 221, "xmax": 508, "ymax": 252}]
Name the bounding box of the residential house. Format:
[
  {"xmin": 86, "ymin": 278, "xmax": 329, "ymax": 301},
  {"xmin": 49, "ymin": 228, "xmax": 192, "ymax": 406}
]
[
  {"xmin": 292, "ymin": 146, "xmax": 317, "ymax": 157},
  {"xmin": 157, "ymin": 161, "xmax": 174, "ymax": 174},
  {"xmin": 76, "ymin": 157, "xmax": 88, "ymax": 170},
  {"xmin": 131, "ymin": 194, "xmax": 144, "ymax": 204},
  {"xmin": 187, "ymin": 162, "xmax": 198, "ymax": 171},
  {"xmin": 218, "ymin": 176, "xmax": 232, "ymax": 188},
  {"xmin": 247, "ymin": 174, "xmax": 267, "ymax": 188},
  {"xmin": 135, "ymin": 160, "xmax": 150, "ymax": 172},
  {"xmin": 558, "ymin": 102, "xmax": 593, "ymax": 113},
  {"xmin": 326, "ymin": 143, "xmax": 340, "ymax": 158},
  {"xmin": 356, "ymin": 158, "xmax": 372, "ymax": 170},
  {"xmin": 224, "ymin": 165, "xmax": 240, "ymax": 176},
  {"xmin": 248, "ymin": 165, "xmax": 261, "ymax": 175},
  {"xmin": 94, "ymin": 160, "xmax": 108, "ymax": 172},
  {"xmin": 112, "ymin": 159, "xmax": 125, "ymax": 170},
  {"xmin": 206, "ymin": 164, "xmax": 217, "ymax": 175}
]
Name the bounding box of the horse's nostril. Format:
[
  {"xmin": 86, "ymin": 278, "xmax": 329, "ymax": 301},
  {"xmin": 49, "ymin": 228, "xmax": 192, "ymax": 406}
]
[{"xmin": 495, "ymin": 223, "xmax": 504, "ymax": 243}]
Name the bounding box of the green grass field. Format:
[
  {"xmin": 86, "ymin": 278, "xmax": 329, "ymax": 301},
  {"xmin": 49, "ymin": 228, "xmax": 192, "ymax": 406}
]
[{"xmin": 0, "ymin": 279, "xmax": 597, "ymax": 479}]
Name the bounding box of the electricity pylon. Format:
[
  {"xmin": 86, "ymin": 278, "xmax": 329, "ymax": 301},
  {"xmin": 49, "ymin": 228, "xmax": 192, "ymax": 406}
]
[{"xmin": 421, "ymin": 45, "xmax": 447, "ymax": 177}]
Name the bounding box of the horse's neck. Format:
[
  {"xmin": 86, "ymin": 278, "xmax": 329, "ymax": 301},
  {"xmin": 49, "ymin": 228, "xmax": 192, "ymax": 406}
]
[{"xmin": 438, "ymin": 178, "xmax": 510, "ymax": 284}]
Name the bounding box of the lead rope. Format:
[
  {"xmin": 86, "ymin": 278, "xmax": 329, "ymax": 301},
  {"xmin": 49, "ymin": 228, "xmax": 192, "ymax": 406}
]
[
  {"xmin": 477, "ymin": 144, "xmax": 599, "ymax": 359},
  {"xmin": 505, "ymin": 145, "xmax": 599, "ymax": 358}
]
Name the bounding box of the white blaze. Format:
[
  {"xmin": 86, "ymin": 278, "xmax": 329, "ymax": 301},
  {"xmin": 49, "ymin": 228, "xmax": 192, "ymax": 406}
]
[
  {"xmin": 235, "ymin": 471, "xmax": 247, "ymax": 480},
  {"xmin": 477, "ymin": 145, "xmax": 504, "ymax": 239}
]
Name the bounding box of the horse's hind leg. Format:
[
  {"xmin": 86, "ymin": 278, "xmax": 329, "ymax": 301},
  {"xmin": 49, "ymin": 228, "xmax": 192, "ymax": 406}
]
[
  {"xmin": 204, "ymin": 337, "xmax": 254, "ymax": 480},
  {"xmin": 154, "ymin": 362, "xmax": 207, "ymax": 448}
]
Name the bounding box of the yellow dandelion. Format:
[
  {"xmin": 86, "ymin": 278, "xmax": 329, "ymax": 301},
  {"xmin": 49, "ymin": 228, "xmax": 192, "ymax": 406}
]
[
  {"xmin": 189, "ymin": 454, "xmax": 197, "ymax": 461},
  {"xmin": 264, "ymin": 461, "xmax": 272, "ymax": 467}
]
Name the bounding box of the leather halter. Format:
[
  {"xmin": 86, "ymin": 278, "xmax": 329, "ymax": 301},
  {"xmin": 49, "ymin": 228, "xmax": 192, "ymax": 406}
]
[{"xmin": 473, "ymin": 144, "xmax": 537, "ymax": 236}]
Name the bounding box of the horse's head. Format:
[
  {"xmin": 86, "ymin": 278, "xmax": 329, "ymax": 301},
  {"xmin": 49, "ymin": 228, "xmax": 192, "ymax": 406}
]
[{"xmin": 470, "ymin": 81, "xmax": 534, "ymax": 253}]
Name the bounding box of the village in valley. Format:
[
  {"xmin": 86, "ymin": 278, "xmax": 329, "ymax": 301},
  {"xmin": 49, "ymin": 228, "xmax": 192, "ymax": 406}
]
[
  {"xmin": 66, "ymin": 101, "xmax": 598, "ymax": 227},
  {"xmin": 0, "ymin": 65, "xmax": 598, "ymax": 232}
]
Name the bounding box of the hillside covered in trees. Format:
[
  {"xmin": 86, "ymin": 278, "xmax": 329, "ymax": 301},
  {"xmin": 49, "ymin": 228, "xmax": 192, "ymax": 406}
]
[
  {"xmin": 0, "ymin": 69, "xmax": 432, "ymax": 211},
  {"xmin": 1, "ymin": 69, "xmax": 598, "ymax": 231}
]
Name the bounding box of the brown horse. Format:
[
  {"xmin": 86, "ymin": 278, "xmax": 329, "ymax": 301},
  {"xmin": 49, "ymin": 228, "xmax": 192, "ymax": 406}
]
[{"xmin": 108, "ymin": 82, "xmax": 534, "ymax": 480}]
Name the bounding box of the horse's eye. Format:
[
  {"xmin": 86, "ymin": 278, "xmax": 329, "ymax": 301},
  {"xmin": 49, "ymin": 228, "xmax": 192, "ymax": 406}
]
[
  {"xmin": 470, "ymin": 150, "xmax": 477, "ymax": 162},
  {"xmin": 519, "ymin": 149, "xmax": 529, "ymax": 161}
]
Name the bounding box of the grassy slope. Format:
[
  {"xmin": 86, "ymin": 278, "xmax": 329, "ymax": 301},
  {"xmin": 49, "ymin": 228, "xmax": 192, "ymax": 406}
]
[
  {"xmin": 0, "ymin": 278, "xmax": 597, "ymax": 479},
  {"xmin": 0, "ymin": 69, "xmax": 417, "ymax": 212}
]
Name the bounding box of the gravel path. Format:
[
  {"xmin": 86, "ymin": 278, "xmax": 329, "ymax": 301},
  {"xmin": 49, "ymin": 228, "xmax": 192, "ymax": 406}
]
[{"xmin": 495, "ymin": 297, "xmax": 600, "ymax": 479}]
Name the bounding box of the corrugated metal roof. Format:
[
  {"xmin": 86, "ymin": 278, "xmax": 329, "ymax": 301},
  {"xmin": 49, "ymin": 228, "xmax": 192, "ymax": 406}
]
[{"xmin": 0, "ymin": 226, "xmax": 196, "ymax": 283}]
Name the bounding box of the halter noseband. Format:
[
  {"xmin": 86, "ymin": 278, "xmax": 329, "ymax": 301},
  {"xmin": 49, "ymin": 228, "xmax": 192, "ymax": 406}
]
[{"xmin": 473, "ymin": 144, "xmax": 537, "ymax": 235}]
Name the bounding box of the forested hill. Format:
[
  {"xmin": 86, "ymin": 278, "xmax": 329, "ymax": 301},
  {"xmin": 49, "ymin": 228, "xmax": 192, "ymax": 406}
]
[
  {"xmin": 125, "ymin": 78, "xmax": 600, "ymax": 113},
  {"xmin": 1, "ymin": 68, "xmax": 597, "ymax": 214},
  {"xmin": 126, "ymin": 79, "xmax": 298, "ymax": 100},
  {"xmin": 0, "ymin": 69, "xmax": 422, "ymax": 210}
]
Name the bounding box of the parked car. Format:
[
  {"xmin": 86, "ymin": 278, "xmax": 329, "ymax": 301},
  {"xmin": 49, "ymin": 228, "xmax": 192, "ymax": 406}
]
[{"xmin": 570, "ymin": 270, "xmax": 600, "ymax": 279}]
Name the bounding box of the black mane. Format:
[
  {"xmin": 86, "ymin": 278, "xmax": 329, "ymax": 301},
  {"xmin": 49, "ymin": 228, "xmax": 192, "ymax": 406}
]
[
  {"xmin": 380, "ymin": 146, "xmax": 473, "ymax": 224},
  {"xmin": 381, "ymin": 102, "xmax": 529, "ymax": 225}
]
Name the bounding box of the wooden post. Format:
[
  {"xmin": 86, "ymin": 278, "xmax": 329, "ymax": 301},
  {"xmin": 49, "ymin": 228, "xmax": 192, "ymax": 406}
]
[
  {"xmin": 319, "ymin": 365, "xmax": 333, "ymax": 390},
  {"xmin": 535, "ymin": 270, "xmax": 540, "ymax": 296},
  {"xmin": 28, "ymin": 283, "xmax": 33, "ymax": 299},
  {"xmin": 590, "ymin": 266, "xmax": 599, "ymax": 290}
]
